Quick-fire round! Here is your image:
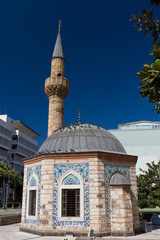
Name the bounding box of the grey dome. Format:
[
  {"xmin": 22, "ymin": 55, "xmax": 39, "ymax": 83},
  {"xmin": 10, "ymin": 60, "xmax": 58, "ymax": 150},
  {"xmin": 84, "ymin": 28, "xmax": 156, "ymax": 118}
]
[
  {"xmin": 109, "ymin": 172, "xmax": 130, "ymax": 186},
  {"xmin": 39, "ymin": 123, "xmax": 126, "ymax": 154}
]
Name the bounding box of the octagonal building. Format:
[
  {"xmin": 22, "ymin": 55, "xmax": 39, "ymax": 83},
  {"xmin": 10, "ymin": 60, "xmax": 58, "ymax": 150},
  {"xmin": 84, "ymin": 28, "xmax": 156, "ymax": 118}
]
[{"xmin": 20, "ymin": 24, "xmax": 140, "ymax": 237}]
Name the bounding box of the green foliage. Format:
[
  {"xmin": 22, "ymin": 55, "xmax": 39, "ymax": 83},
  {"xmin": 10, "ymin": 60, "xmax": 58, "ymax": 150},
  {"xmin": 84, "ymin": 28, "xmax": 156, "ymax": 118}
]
[
  {"xmin": 131, "ymin": 2, "xmax": 160, "ymax": 113},
  {"xmin": 131, "ymin": 10, "xmax": 160, "ymax": 42},
  {"xmin": 10, "ymin": 172, "xmax": 23, "ymax": 187},
  {"xmin": 10, "ymin": 172, "xmax": 23, "ymax": 208},
  {"xmin": 150, "ymin": 0, "xmax": 160, "ymax": 6},
  {"xmin": 0, "ymin": 161, "xmax": 14, "ymax": 208},
  {"xmin": 139, "ymin": 210, "xmax": 160, "ymax": 213},
  {"xmin": 137, "ymin": 44, "xmax": 160, "ymax": 113},
  {"xmin": 137, "ymin": 161, "xmax": 160, "ymax": 208},
  {"xmin": 0, "ymin": 161, "xmax": 13, "ymax": 178},
  {"xmin": 0, "ymin": 162, "xmax": 23, "ymax": 208}
]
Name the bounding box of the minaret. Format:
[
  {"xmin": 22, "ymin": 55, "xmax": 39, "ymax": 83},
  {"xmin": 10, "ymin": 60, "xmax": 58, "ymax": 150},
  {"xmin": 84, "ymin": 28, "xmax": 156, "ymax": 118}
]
[{"xmin": 45, "ymin": 21, "xmax": 69, "ymax": 137}]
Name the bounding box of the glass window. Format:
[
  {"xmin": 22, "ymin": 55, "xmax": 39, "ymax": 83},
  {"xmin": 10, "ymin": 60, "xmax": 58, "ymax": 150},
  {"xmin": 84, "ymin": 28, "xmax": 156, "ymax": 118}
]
[
  {"xmin": 28, "ymin": 190, "xmax": 36, "ymax": 216},
  {"xmin": 12, "ymin": 135, "xmax": 18, "ymax": 141},
  {"xmin": 12, "ymin": 144, "xmax": 17, "ymax": 149}
]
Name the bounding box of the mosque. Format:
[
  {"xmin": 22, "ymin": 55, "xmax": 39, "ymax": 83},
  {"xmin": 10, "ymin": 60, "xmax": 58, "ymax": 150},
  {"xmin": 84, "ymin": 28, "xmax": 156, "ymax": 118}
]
[{"xmin": 20, "ymin": 23, "xmax": 140, "ymax": 237}]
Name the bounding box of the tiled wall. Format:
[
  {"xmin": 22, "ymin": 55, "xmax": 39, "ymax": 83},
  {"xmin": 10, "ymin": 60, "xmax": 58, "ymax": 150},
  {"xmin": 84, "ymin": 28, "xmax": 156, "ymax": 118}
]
[
  {"xmin": 24, "ymin": 165, "xmax": 41, "ymax": 225},
  {"xmin": 53, "ymin": 163, "xmax": 90, "ymax": 227}
]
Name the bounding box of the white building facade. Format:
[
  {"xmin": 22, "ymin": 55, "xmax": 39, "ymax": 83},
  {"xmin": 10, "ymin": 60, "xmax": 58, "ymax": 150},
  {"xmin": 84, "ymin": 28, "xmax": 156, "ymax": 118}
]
[
  {"xmin": 0, "ymin": 115, "xmax": 39, "ymax": 205},
  {"xmin": 109, "ymin": 121, "xmax": 160, "ymax": 175},
  {"xmin": 0, "ymin": 115, "xmax": 39, "ymax": 173}
]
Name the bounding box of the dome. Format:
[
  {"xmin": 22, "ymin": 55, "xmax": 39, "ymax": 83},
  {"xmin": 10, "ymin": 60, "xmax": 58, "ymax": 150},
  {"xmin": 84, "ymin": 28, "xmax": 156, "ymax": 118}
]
[
  {"xmin": 39, "ymin": 123, "xmax": 126, "ymax": 154},
  {"xmin": 109, "ymin": 172, "xmax": 131, "ymax": 186}
]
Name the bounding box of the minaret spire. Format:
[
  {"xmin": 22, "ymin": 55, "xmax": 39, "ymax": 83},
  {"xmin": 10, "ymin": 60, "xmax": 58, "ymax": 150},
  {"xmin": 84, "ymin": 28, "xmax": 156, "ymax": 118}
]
[
  {"xmin": 45, "ymin": 23, "xmax": 69, "ymax": 137},
  {"xmin": 52, "ymin": 20, "xmax": 64, "ymax": 59},
  {"xmin": 59, "ymin": 20, "xmax": 61, "ymax": 32}
]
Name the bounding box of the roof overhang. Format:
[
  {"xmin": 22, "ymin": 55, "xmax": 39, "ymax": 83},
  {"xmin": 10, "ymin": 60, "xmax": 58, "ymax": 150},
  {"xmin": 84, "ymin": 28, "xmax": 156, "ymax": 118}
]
[
  {"xmin": 23, "ymin": 151, "xmax": 137, "ymax": 165},
  {"xmin": 13, "ymin": 121, "xmax": 40, "ymax": 138}
]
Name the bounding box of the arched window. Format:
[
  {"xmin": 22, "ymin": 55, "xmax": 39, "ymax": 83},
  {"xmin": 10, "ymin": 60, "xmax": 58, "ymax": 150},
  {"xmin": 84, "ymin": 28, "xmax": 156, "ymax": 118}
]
[
  {"xmin": 57, "ymin": 73, "xmax": 61, "ymax": 76},
  {"xmin": 58, "ymin": 170, "xmax": 84, "ymax": 221},
  {"xmin": 26, "ymin": 173, "xmax": 38, "ymax": 220}
]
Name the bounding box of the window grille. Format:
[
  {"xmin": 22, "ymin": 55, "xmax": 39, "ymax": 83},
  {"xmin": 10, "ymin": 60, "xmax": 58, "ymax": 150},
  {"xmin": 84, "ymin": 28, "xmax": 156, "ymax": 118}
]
[
  {"xmin": 62, "ymin": 189, "xmax": 80, "ymax": 217},
  {"xmin": 28, "ymin": 190, "xmax": 36, "ymax": 216}
]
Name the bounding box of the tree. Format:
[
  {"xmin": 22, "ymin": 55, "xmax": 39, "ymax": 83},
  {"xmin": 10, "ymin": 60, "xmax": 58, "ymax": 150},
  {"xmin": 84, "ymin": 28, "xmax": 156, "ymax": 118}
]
[
  {"xmin": 0, "ymin": 161, "xmax": 13, "ymax": 209},
  {"xmin": 10, "ymin": 172, "xmax": 23, "ymax": 208},
  {"xmin": 149, "ymin": 0, "xmax": 160, "ymax": 6},
  {"xmin": 131, "ymin": 1, "xmax": 160, "ymax": 113},
  {"xmin": 137, "ymin": 161, "xmax": 160, "ymax": 208}
]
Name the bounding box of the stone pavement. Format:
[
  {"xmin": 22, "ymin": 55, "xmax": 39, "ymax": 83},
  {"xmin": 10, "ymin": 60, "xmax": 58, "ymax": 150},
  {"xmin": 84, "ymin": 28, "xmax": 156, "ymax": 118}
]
[{"xmin": 0, "ymin": 223, "xmax": 160, "ymax": 240}]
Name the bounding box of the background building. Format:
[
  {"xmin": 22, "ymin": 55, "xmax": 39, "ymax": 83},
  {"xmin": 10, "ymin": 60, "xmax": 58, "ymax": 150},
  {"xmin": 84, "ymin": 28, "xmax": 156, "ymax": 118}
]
[
  {"xmin": 0, "ymin": 114, "xmax": 39, "ymax": 205},
  {"xmin": 0, "ymin": 115, "xmax": 40, "ymax": 173},
  {"xmin": 109, "ymin": 121, "xmax": 160, "ymax": 175}
]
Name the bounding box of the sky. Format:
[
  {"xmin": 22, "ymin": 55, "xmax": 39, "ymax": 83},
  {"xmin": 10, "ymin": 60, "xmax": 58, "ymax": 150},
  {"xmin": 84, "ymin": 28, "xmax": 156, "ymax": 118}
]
[{"xmin": 0, "ymin": 0, "xmax": 159, "ymax": 148}]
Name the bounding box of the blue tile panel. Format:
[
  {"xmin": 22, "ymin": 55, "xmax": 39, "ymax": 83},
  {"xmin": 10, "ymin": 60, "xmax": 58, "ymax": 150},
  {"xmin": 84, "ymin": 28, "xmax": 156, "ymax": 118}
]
[
  {"xmin": 62, "ymin": 173, "xmax": 80, "ymax": 185},
  {"xmin": 104, "ymin": 164, "xmax": 130, "ymax": 225},
  {"xmin": 24, "ymin": 166, "xmax": 41, "ymax": 225},
  {"xmin": 30, "ymin": 177, "xmax": 37, "ymax": 187},
  {"xmin": 53, "ymin": 163, "xmax": 89, "ymax": 227}
]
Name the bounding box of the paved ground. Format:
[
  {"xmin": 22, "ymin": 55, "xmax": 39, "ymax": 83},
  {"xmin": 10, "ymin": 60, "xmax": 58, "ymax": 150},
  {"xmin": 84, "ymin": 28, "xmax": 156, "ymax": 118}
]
[
  {"xmin": 0, "ymin": 223, "xmax": 160, "ymax": 240},
  {"xmin": 0, "ymin": 210, "xmax": 160, "ymax": 240}
]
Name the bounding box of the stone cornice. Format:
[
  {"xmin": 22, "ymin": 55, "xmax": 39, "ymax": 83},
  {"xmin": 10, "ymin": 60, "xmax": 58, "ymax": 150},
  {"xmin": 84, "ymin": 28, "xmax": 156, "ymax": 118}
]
[
  {"xmin": 45, "ymin": 85, "xmax": 69, "ymax": 98},
  {"xmin": 23, "ymin": 152, "xmax": 137, "ymax": 165}
]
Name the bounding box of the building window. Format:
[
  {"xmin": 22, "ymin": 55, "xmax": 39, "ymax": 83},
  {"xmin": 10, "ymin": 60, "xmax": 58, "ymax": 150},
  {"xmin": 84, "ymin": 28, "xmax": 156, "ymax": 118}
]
[
  {"xmin": 12, "ymin": 144, "xmax": 17, "ymax": 149},
  {"xmin": 27, "ymin": 174, "xmax": 38, "ymax": 220},
  {"xmin": 28, "ymin": 190, "xmax": 36, "ymax": 216},
  {"xmin": 58, "ymin": 170, "xmax": 84, "ymax": 221},
  {"xmin": 62, "ymin": 189, "xmax": 80, "ymax": 217},
  {"xmin": 12, "ymin": 135, "xmax": 18, "ymax": 141}
]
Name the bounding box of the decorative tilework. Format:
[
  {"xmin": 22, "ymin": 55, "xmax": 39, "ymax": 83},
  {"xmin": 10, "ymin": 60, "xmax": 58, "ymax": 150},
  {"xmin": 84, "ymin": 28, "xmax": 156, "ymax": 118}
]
[
  {"xmin": 62, "ymin": 174, "xmax": 80, "ymax": 185},
  {"xmin": 24, "ymin": 166, "xmax": 41, "ymax": 225},
  {"xmin": 30, "ymin": 177, "xmax": 37, "ymax": 187},
  {"xmin": 57, "ymin": 221, "xmax": 84, "ymax": 226},
  {"xmin": 104, "ymin": 164, "xmax": 130, "ymax": 225},
  {"xmin": 27, "ymin": 166, "xmax": 41, "ymax": 185},
  {"xmin": 53, "ymin": 163, "xmax": 89, "ymax": 227}
]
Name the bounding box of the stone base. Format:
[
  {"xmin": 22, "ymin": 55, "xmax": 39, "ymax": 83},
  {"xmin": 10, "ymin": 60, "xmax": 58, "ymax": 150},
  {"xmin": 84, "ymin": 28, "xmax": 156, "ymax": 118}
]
[
  {"xmin": 20, "ymin": 227, "xmax": 134, "ymax": 237},
  {"xmin": 111, "ymin": 231, "xmax": 135, "ymax": 237}
]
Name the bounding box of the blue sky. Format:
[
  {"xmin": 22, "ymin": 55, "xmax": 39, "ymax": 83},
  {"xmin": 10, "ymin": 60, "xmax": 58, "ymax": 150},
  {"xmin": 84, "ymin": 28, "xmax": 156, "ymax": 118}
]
[{"xmin": 0, "ymin": 0, "xmax": 159, "ymax": 148}]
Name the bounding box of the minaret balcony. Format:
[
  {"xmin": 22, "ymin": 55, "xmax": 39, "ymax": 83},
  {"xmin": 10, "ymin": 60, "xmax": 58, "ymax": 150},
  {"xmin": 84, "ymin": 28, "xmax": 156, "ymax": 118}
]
[
  {"xmin": 45, "ymin": 76, "xmax": 69, "ymax": 98},
  {"xmin": 45, "ymin": 76, "xmax": 69, "ymax": 88}
]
